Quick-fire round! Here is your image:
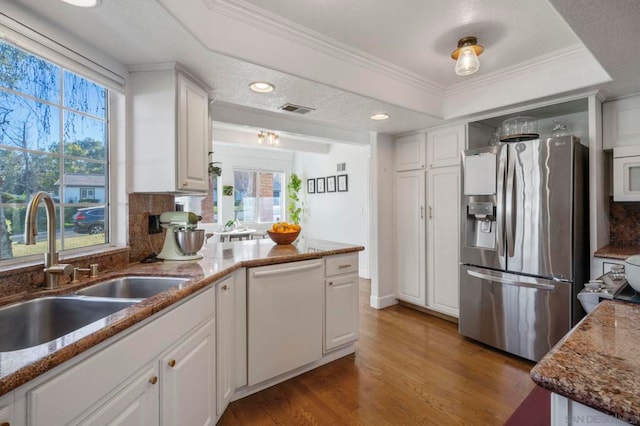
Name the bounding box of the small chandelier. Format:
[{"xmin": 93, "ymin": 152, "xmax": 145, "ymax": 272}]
[
  {"xmin": 257, "ymin": 131, "xmax": 280, "ymax": 146},
  {"xmin": 451, "ymin": 36, "xmax": 484, "ymax": 76}
]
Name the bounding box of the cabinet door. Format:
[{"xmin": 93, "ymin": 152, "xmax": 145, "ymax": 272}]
[
  {"xmin": 78, "ymin": 366, "xmax": 159, "ymax": 426},
  {"xmin": 216, "ymin": 276, "xmax": 235, "ymax": 417},
  {"xmin": 603, "ymin": 95, "xmax": 640, "ymax": 149},
  {"xmin": 325, "ymin": 273, "xmax": 359, "ymax": 351},
  {"xmin": 161, "ymin": 318, "xmax": 216, "ymax": 426},
  {"xmin": 0, "ymin": 393, "xmax": 13, "ymax": 426},
  {"xmin": 427, "ymin": 166, "xmax": 461, "ymax": 317},
  {"xmin": 428, "ymin": 125, "xmax": 465, "ymax": 168},
  {"xmin": 395, "ymin": 133, "xmax": 426, "ymax": 171},
  {"xmin": 177, "ymin": 72, "xmax": 209, "ymax": 192},
  {"xmin": 395, "ymin": 170, "xmax": 426, "ymax": 305}
]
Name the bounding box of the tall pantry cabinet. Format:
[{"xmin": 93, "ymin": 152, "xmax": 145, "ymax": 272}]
[{"xmin": 394, "ymin": 126, "xmax": 464, "ymax": 317}]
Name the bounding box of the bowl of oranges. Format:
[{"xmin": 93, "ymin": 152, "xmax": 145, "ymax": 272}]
[{"xmin": 267, "ymin": 222, "xmax": 301, "ymax": 245}]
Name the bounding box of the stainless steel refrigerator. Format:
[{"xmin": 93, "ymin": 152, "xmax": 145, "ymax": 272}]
[{"xmin": 459, "ymin": 136, "xmax": 588, "ymax": 362}]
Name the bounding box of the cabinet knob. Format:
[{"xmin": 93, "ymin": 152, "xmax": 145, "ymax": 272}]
[
  {"xmin": 221, "ymin": 284, "xmax": 228, "ymax": 291},
  {"xmin": 329, "ymin": 281, "xmax": 333, "ymax": 286},
  {"xmin": 168, "ymin": 359, "xmax": 176, "ymax": 367},
  {"xmin": 149, "ymin": 376, "xmax": 158, "ymax": 385},
  {"xmin": 183, "ymin": 181, "xmax": 188, "ymax": 186}
]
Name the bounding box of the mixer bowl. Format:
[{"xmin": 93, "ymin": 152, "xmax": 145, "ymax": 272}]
[
  {"xmin": 625, "ymin": 255, "xmax": 640, "ymax": 293},
  {"xmin": 175, "ymin": 229, "xmax": 205, "ymax": 255}
]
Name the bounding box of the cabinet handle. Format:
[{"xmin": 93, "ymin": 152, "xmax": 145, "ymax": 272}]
[
  {"xmin": 183, "ymin": 181, "xmax": 188, "ymax": 187},
  {"xmin": 221, "ymin": 284, "xmax": 228, "ymax": 290},
  {"xmin": 168, "ymin": 359, "xmax": 176, "ymax": 367},
  {"xmin": 421, "ymin": 206, "xmax": 424, "ymax": 219},
  {"xmin": 338, "ymin": 264, "xmax": 352, "ymax": 269},
  {"xmin": 429, "ymin": 206, "xmax": 433, "ymax": 219},
  {"xmin": 149, "ymin": 376, "xmax": 158, "ymax": 385}
]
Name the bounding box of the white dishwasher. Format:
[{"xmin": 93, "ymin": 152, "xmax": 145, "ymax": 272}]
[{"xmin": 247, "ymin": 259, "xmax": 324, "ymax": 386}]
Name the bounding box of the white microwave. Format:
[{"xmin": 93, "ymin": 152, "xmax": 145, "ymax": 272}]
[{"xmin": 613, "ymin": 145, "xmax": 640, "ymax": 201}]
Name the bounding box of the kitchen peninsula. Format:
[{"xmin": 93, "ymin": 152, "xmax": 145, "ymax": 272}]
[
  {"xmin": 531, "ymin": 300, "xmax": 640, "ymax": 425},
  {"xmin": 0, "ymin": 238, "xmax": 363, "ymax": 425}
]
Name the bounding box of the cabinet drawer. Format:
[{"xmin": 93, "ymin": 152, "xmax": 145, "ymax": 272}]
[{"xmin": 325, "ymin": 253, "xmax": 359, "ymax": 277}]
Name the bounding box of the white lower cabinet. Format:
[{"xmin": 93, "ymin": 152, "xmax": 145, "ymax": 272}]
[
  {"xmin": 395, "ymin": 170, "xmax": 427, "ymax": 305},
  {"xmin": 216, "ymin": 275, "xmax": 235, "ymax": 417},
  {"xmin": 0, "ymin": 392, "xmax": 14, "ymax": 426},
  {"xmin": 26, "ymin": 285, "xmax": 215, "ymax": 426},
  {"xmin": 324, "ymin": 253, "xmax": 359, "ymax": 352},
  {"xmin": 426, "ymin": 165, "xmax": 461, "ymax": 317},
  {"xmin": 161, "ymin": 319, "xmax": 216, "ymax": 426},
  {"xmin": 247, "ymin": 259, "xmax": 324, "ymax": 386},
  {"xmin": 78, "ymin": 365, "xmax": 159, "ymax": 426}
]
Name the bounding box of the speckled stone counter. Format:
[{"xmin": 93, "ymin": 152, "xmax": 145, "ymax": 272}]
[
  {"xmin": 531, "ymin": 300, "xmax": 640, "ymax": 424},
  {"xmin": 0, "ymin": 237, "xmax": 363, "ymax": 397},
  {"xmin": 594, "ymin": 244, "xmax": 640, "ymax": 260}
]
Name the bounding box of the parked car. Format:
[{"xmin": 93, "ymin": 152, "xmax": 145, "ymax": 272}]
[{"xmin": 72, "ymin": 207, "xmax": 105, "ymax": 234}]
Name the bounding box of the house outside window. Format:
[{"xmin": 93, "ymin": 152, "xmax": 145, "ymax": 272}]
[
  {"xmin": 0, "ymin": 39, "xmax": 109, "ymax": 262},
  {"xmin": 234, "ymin": 169, "xmax": 283, "ymax": 223}
]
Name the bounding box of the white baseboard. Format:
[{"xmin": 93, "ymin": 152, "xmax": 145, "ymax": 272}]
[{"xmin": 369, "ymin": 293, "xmax": 398, "ymax": 309}]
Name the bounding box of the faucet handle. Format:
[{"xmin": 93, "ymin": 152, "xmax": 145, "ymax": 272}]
[
  {"xmin": 45, "ymin": 263, "xmax": 73, "ymax": 276},
  {"xmin": 89, "ymin": 263, "xmax": 99, "ymax": 277}
]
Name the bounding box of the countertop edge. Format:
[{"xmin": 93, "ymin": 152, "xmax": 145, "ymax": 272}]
[{"xmin": 0, "ymin": 242, "xmax": 364, "ymax": 397}]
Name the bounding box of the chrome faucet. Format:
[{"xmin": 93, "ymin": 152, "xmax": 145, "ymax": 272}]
[{"xmin": 24, "ymin": 191, "xmax": 73, "ymax": 289}]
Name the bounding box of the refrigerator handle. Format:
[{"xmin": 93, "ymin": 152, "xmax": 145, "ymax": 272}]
[
  {"xmin": 505, "ymin": 148, "xmax": 516, "ymax": 257},
  {"xmin": 467, "ymin": 269, "xmax": 556, "ymax": 291},
  {"xmin": 496, "ymin": 145, "xmax": 507, "ymax": 257}
]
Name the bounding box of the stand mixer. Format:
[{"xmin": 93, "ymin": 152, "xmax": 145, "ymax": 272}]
[{"xmin": 157, "ymin": 211, "xmax": 205, "ymax": 261}]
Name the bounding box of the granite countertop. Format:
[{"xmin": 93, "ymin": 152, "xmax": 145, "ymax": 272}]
[
  {"xmin": 0, "ymin": 237, "xmax": 363, "ymax": 397},
  {"xmin": 594, "ymin": 244, "xmax": 640, "ymax": 260},
  {"xmin": 531, "ymin": 300, "xmax": 640, "ymax": 424}
]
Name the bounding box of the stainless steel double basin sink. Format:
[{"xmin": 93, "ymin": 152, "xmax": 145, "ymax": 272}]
[{"xmin": 0, "ymin": 276, "xmax": 188, "ymax": 352}]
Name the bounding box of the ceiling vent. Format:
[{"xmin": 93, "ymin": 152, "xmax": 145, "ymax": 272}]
[{"xmin": 278, "ymin": 103, "xmax": 315, "ymax": 114}]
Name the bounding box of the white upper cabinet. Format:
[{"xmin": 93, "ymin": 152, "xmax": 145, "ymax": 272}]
[
  {"xmin": 395, "ymin": 133, "xmax": 427, "ymax": 171},
  {"xmin": 427, "ymin": 125, "xmax": 466, "ymax": 168},
  {"xmin": 603, "ymin": 95, "xmax": 640, "ymax": 149},
  {"xmin": 130, "ymin": 64, "xmax": 210, "ymax": 193}
]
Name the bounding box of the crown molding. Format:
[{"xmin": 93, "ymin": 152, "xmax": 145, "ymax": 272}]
[
  {"xmin": 202, "ymin": 0, "xmax": 444, "ymax": 97},
  {"xmin": 445, "ymin": 44, "xmax": 601, "ymax": 97}
]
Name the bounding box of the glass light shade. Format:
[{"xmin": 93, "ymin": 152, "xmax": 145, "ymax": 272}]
[
  {"xmin": 455, "ymin": 46, "xmax": 480, "ymax": 76},
  {"xmin": 60, "ymin": 0, "xmax": 100, "ymax": 7}
]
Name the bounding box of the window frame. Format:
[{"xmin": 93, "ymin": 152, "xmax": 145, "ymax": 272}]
[
  {"xmin": 232, "ymin": 167, "xmax": 285, "ymax": 224},
  {"xmin": 0, "ymin": 21, "xmax": 126, "ymax": 268}
]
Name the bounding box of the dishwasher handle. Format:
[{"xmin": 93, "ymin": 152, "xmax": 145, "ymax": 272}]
[
  {"xmin": 467, "ymin": 269, "xmax": 556, "ymax": 291},
  {"xmin": 251, "ymin": 261, "xmax": 323, "ymax": 278}
]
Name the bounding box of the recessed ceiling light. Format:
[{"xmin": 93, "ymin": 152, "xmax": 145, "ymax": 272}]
[
  {"xmin": 60, "ymin": 0, "xmax": 101, "ymax": 7},
  {"xmin": 249, "ymin": 82, "xmax": 275, "ymax": 93},
  {"xmin": 371, "ymin": 113, "xmax": 390, "ymax": 121}
]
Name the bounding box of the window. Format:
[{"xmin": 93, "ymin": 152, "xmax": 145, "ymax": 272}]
[
  {"xmin": 0, "ymin": 39, "xmax": 109, "ymax": 263},
  {"xmin": 234, "ymin": 169, "xmax": 284, "ymax": 223}
]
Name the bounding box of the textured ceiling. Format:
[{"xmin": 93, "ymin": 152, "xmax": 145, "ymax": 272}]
[{"xmin": 1, "ymin": 0, "xmax": 632, "ymax": 143}]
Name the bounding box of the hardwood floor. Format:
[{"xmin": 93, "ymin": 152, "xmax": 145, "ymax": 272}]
[{"xmin": 219, "ymin": 279, "xmax": 536, "ymax": 425}]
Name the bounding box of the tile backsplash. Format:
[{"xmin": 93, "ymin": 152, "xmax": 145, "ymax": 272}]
[
  {"xmin": 128, "ymin": 193, "xmax": 175, "ymax": 262},
  {"xmin": 610, "ymin": 199, "xmax": 640, "ymax": 246}
]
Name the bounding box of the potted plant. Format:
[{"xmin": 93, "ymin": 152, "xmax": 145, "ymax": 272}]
[
  {"xmin": 287, "ymin": 173, "xmax": 302, "ymax": 225},
  {"xmin": 208, "ymin": 151, "xmax": 222, "ymax": 177}
]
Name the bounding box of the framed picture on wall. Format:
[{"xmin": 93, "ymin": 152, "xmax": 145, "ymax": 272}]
[
  {"xmin": 337, "ymin": 174, "xmax": 348, "ymax": 192},
  {"xmin": 307, "ymin": 178, "xmax": 316, "ymax": 193},
  {"xmin": 326, "ymin": 176, "xmax": 336, "ymax": 192},
  {"xmin": 316, "ymin": 177, "xmax": 326, "ymax": 193}
]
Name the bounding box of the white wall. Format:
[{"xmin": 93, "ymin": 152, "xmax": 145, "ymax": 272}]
[
  {"xmin": 294, "ymin": 144, "xmax": 371, "ymax": 279},
  {"xmin": 368, "ymin": 133, "xmax": 397, "ymax": 309}
]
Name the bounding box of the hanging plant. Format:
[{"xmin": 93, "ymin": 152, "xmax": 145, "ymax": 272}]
[
  {"xmin": 287, "ymin": 173, "xmax": 303, "ymax": 225},
  {"xmin": 208, "ymin": 151, "xmax": 222, "ymax": 177}
]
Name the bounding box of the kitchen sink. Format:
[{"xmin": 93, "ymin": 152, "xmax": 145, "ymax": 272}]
[
  {"xmin": 75, "ymin": 276, "xmax": 189, "ymax": 299},
  {"xmin": 0, "ymin": 297, "xmax": 136, "ymax": 352}
]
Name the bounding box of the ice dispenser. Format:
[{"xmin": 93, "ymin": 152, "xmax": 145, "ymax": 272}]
[{"xmin": 462, "ymin": 149, "xmax": 498, "ymax": 251}]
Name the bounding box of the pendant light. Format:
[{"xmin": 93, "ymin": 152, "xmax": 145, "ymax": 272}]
[{"xmin": 451, "ymin": 37, "xmax": 483, "ymax": 76}]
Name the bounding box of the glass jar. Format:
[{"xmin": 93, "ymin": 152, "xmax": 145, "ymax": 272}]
[
  {"xmin": 550, "ymin": 119, "xmax": 569, "ymax": 137},
  {"xmin": 610, "ymin": 264, "xmax": 625, "ymax": 280},
  {"xmin": 488, "ymin": 128, "xmax": 501, "ymax": 146}
]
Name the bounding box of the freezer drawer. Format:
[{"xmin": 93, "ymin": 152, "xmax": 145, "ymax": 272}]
[{"xmin": 459, "ymin": 265, "xmax": 572, "ymax": 362}]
